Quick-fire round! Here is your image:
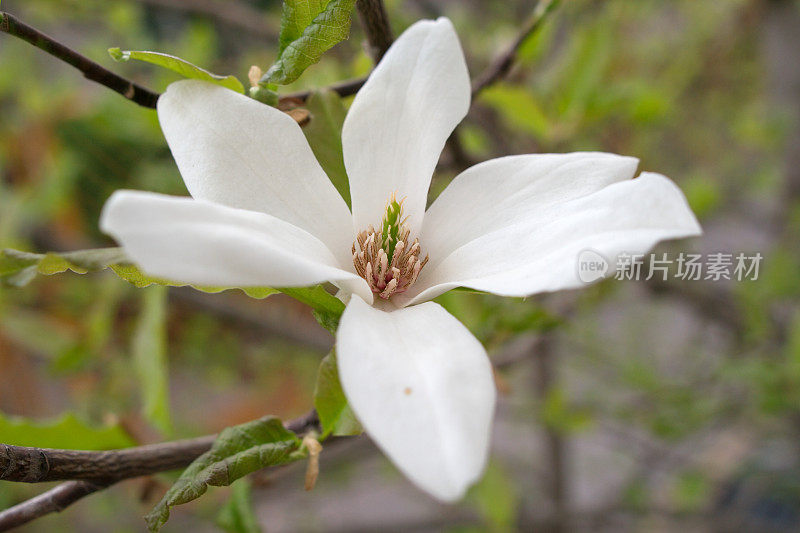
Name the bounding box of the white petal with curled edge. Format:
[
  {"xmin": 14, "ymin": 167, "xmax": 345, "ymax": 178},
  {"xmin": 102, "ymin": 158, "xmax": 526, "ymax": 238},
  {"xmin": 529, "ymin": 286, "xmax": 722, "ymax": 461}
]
[
  {"xmin": 335, "ymin": 295, "xmax": 496, "ymax": 502},
  {"xmin": 402, "ymin": 166, "xmax": 701, "ymax": 305},
  {"xmin": 157, "ymin": 80, "xmax": 354, "ymax": 267},
  {"xmin": 100, "ymin": 190, "xmax": 372, "ymax": 302},
  {"xmin": 342, "ymin": 17, "xmax": 471, "ymax": 234}
]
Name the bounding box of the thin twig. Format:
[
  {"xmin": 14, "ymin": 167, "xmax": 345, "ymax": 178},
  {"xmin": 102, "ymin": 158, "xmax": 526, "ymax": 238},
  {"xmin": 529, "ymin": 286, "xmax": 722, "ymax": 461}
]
[
  {"xmin": 0, "ymin": 481, "xmax": 109, "ymax": 532},
  {"xmin": 0, "ymin": 11, "xmax": 160, "ymax": 108},
  {"xmin": 355, "ymin": 0, "xmax": 394, "ymax": 62},
  {"xmin": 471, "ymin": 0, "xmax": 560, "ymax": 98},
  {"xmin": 0, "ymin": 410, "xmax": 320, "ymax": 531},
  {"xmin": 280, "ymin": 77, "xmax": 367, "ymax": 103},
  {"xmin": 534, "ymin": 335, "xmax": 569, "ymax": 533}
]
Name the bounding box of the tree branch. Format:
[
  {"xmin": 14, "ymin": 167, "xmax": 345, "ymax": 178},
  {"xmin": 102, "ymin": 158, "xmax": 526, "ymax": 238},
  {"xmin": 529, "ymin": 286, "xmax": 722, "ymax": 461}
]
[
  {"xmin": 355, "ymin": 0, "xmax": 394, "ymax": 63},
  {"xmin": 0, "ymin": 436, "xmax": 215, "ymax": 483},
  {"xmin": 0, "ymin": 481, "xmax": 109, "ymax": 532},
  {"xmin": 0, "ymin": 410, "xmax": 320, "ymax": 531},
  {"xmin": 0, "ymin": 11, "xmax": 160, "ymax": 109},
  {"xmin": 280, "ymin": 77, "xmax": 367, "ymax": 103},
  {"xmin": 471, "ymin": 0, "xmax": 560, "ymax": 98}
]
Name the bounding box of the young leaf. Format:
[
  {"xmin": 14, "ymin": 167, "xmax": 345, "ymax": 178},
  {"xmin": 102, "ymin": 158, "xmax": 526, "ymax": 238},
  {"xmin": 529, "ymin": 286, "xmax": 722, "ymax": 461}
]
[
  {"xmin": 108, "ymin": 48, "xmax": 245, "ymax": 93},
  {"xmin": 302, "ymin": 89, "xmax": 350, "ymax": 208},
  {"xmin": 216, "ymin": 478, "xmax": 262, "ymax": 533},
  {"xmin": 0, "ymin": 412, "xmax": 134, "ymax": 449},
  {"xmin": 132, "ymin": 286, "xmax": 172, "ymax": 435},
  {"xmin": 145, "ymin": 416, "xmax": 301, "ymax": 532},
  {"xmin": 1, "ymin": 247, "xmax": 128, "ymax": 287},
  {"xmin": 313, "ymin": 351, "xmax": 362, "ymax": 437},
  {"xmin": 0, "ymin": 247, "xmax": 277, "ymax": 299},
  {"xmin": 263, "ymin": 0, "xmax": 357, "ymax": 85},
  {"xmin": 278, "ymin": 285, "xmax": 345, "ymax": 332}
]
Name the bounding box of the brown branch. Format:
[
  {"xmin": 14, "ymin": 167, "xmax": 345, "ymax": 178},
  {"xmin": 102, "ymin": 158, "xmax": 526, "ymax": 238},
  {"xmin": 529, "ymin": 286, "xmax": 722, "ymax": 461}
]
[
  {"xmin": 471, "ymin": 0, "xmax": 560, "ymax": 98},
  {"xmin": 0, "ymin": 410, "xmax": 320, "ymax": 531},
  {"xmin": 0, "ymin": 436, "xmax": 215, "ymax": 483},
  {"xmin": 0, "ymin": 481, "xmax": 109, "ymax": 532},
  {"xmin": 355, "ymin": 0, "xmax": 394, "ymax": 63},
  {"xmin": 0, "ymin": 11, "xmax": 160, "ymax": 109},
  {"xmin": 534, "ymin": 335, "xmax": 569, "ymax": 533},
  {"xmin": 0, "ymin": 410, "xmax": 319, "ymax": 484},
  {"xmin": 280, "ymin": 77, "xmax": 367, "ymax": 103}
]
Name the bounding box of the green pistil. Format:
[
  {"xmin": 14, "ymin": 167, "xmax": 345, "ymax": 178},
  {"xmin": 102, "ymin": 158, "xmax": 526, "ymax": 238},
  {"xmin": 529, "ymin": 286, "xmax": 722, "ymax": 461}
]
[{"xmin": 381, "ymin": 199, "xmax": 403, "ymax": 263}]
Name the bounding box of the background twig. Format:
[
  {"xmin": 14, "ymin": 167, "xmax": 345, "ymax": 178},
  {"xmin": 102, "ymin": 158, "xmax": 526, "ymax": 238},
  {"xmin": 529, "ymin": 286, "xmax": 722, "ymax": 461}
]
[
  {"xmin": 280, "ymin": 77, "xmax": 367, "ymax": 103},
  {"xmin": 0, "ymin": 481, "xmax": 109, "ymax": 532},
  {"xmin": 355, "ymin": 0, "xmax": 394, "ymax": 62},
  {"xmin": 471, "ymin": 0, "xmax": 560, "ymax": 97}
]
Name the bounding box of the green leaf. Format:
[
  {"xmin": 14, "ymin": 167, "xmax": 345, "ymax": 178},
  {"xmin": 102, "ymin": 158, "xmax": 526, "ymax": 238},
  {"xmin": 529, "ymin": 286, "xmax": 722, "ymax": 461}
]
[
  {"xmin": 216, "ymin": 478, "xmax": 262, "ymax": 533},
  {"xmin": 145, "ymin": 416, "xmax": 301, "ymax": 532},
  {"xmin": 278, "ymin": 285, "xmax": 345, "ymax": 332},
  {"xmin": 264, "ymin": 0, "xmax": 357, "ymax": 85},
  {"xmin": 108, "ymin": 48, "xmax": 245, "ymax": 93},
  {"xmin": 1, "ymin": 247, "xmax": 128, "ymax": 287},
  {"xmin": 133, "ymin": 286, "xmax": 172, "ymax": 435},
  {"xmin": 313, "ymin": 351, "xmax": 362, "ymax": 437},
  {"xmin": 110, "ymin": 263, "xmax": 278, "ymax": 299},
  {"xmin": 0, "ymin": 412, "xmax": 134, "ymax": 449},
  {"xmin": 302, "ymin": 90, "xmax": 350, "ymax": 208},
  {"xmin": 1, "ymin": 247, "xmax": 277, "ymax": 299},
  {"xmin": 277, "ymin": 0, "xmax": 329, "ymax": 54}
]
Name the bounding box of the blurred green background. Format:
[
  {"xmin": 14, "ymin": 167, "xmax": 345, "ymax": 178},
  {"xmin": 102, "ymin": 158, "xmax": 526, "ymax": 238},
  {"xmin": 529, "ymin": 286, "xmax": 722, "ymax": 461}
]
[{"xmin": 1, "ymin": 0, "xmax": 800, "ymax": 531}]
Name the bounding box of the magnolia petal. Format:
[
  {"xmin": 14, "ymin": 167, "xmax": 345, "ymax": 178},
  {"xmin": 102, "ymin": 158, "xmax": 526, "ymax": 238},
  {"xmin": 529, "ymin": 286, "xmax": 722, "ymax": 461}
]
[
  {"xmin": 336, "ymin": 295, "xmax": 495, "ymax": 502},
  {"xmin": 101, "ymin": 190, "xmax": 372, "ymax": 301},
  {"xmin": 342, "ymin": 17, "xmax": 470, "ymax": 235},
  {"xmin": 403, "ymin": 164, "xmax": 701, "ymax": 305},
  {"xmin": 157, "ymin": 80, "xmax": 354, "ymax": 267},
  {"xmin": 422, "ymin": 153, "xmax": 640, "ymax": 262}
]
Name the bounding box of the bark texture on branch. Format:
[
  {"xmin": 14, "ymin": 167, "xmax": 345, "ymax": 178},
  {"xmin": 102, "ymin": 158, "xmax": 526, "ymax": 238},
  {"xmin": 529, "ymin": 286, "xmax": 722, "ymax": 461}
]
[{"xmin": 0, "ymin": 437, "xmax": 215, "ymax": 483}]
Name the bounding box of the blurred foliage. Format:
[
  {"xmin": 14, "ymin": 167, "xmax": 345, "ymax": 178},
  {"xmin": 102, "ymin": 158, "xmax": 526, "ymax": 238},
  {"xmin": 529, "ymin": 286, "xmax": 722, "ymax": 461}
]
[
  {"xmin": 216, "ymin": 478, "xmax": 262, "ymax": 533},
  {"xmin": 0, "ymin": 412, "xmax": 134, "ymax": 448},
  {"xmin": 0, "ymin": 0, "xmax": 799, "ymax": 531}
]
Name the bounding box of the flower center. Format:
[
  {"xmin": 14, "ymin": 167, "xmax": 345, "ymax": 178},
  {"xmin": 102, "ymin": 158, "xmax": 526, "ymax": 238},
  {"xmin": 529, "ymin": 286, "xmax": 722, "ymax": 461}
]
[{"xmin": 352, "ymin": 194, "xmax": 429, "ymax": 300}]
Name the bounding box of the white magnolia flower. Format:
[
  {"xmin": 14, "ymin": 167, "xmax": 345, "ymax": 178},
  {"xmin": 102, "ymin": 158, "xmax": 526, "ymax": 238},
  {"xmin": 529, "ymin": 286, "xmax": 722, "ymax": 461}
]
[{"xmin": 101, "ymin": 18, "xmax": 701, "ymax": 501}]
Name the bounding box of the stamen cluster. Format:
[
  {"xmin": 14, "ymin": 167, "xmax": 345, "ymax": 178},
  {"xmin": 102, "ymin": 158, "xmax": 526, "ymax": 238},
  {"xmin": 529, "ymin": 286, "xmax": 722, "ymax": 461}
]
[{"xmin": 352, "ymin": 195, "xmax": 429, "ymax": 299}]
